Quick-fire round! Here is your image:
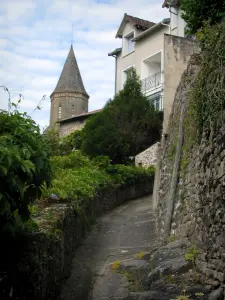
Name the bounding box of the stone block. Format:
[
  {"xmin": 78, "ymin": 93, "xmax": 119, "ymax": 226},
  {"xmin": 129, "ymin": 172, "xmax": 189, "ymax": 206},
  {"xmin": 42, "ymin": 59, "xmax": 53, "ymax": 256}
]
[{"xmin": 208, "ymin": 287, "xmax": 224, "ymax": 300}]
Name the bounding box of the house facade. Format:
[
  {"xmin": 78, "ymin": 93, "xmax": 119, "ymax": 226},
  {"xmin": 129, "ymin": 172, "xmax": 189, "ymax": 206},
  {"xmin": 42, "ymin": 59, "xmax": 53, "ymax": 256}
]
[
  {"xmin": 109, "ymin": 14, "xmax": 170, "ymax": 113},
  {"xmin": 109, "ymin": 2, "xmax": 193, "ymax": 135}
]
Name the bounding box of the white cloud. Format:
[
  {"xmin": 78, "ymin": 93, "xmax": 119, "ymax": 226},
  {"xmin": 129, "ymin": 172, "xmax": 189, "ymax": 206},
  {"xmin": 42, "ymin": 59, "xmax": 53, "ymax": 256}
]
[
  {"xmin": 0, "ymin": 0, "xmax": 169, "ymax": 128},
  {"xmin": 1, "ymin": 0, "xmax": 36, "ymax": 22}
]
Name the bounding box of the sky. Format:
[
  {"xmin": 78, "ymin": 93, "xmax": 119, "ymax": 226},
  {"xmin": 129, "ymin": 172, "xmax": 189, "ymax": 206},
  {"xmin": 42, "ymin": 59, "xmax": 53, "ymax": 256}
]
[{"xmin": 0, "ymin": 0, "xmax": 169, "ymax": 130}]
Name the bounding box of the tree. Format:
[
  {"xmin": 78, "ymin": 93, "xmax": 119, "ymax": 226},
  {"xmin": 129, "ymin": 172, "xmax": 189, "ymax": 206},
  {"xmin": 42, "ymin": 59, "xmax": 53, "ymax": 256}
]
[
  {"xmin": 81, "ymin": 69, "xmax": 163, "ymax": 164},
  {"xmin": 181, "ymin": 0, "xmax": 225, "ymax": 34},
  {"xmin": 0, "ymin": 109, "xmax": 51, "ymax": 235}
]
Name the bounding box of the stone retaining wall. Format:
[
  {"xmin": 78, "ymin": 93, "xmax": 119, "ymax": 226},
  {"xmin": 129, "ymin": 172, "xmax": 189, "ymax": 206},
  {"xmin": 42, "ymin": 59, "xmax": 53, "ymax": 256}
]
[
  {"xmin": 8, "ymin": 178, "xmax": 153, "ymax": 300},
  {"xmin": 156, "ymin": 54, "xmax": 225, "ymax": 290},
  {"xmin": 135, "ymin": 142, "xmax": 159, "ymax": 168}
]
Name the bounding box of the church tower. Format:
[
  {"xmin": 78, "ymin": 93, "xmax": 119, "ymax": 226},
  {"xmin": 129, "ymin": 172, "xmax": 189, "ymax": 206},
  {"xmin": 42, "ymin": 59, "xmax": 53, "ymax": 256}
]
[{"xmin": 50, "ymin": 45, "xmax": 89, "ymax": 128}]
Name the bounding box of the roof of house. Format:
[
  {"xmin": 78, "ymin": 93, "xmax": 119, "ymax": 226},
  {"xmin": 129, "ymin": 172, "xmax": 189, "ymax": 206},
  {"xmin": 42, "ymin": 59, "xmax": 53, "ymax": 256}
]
[
  {"xmin": 132, "ymin": 18, "xmax": 170, "ymax": 41},
  {"xmin": 116, "ymin": 13, "xmax": 155, "ymax": 38},
  {"xmin": 51, "ymin": 45, "xmax": 89, "ymax": 98},
  {"xmin": 108, "ymin": 47, "xmax": 122, "ymax": 57},
  {"xmin": 58, "ymin": 109, "xmax": 102, "ymax": 123},
  {"xmin": 162, "ymin": 0, "xmax": 180, "ymax": 8}
]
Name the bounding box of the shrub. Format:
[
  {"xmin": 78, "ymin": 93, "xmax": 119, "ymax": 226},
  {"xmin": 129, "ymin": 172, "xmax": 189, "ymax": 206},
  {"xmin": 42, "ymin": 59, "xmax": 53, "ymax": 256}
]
[
  {"xmin": 0, "ymin": 110, "xmax": 51, "ymax": 235},
  {"xmin": 41, "ymin": 151, "xmax": 155, "ymax": 212},
  {"xmin": 44, "ymin": 129, "xmax": 80, "ymax": 156},
  {"xmin": 81, "ymin": 69, "xmax": 162, "ymax": 164},
  {"xmin": 181, "ymin": 0, "xmax": 225, "ymax": 34}
]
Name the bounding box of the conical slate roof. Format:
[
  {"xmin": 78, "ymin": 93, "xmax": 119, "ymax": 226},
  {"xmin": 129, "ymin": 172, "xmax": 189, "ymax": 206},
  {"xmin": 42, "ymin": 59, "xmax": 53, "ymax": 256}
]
[{"xmin": 52, "ymin": 46, "xmax": 89, "ymax": 97}]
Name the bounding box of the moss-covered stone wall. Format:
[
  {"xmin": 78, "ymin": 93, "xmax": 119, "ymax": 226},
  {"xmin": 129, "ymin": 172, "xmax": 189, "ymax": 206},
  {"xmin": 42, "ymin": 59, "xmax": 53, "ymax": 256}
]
[{"xmin": 8, "ymin": 179, "xmax": 153, "ymax": 300}]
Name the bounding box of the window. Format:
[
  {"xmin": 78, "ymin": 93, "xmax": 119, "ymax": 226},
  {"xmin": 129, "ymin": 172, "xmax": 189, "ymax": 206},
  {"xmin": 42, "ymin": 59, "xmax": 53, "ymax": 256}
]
[
  {"xmin": 123, "ymin": 67, "xmax": 134, "ymax": 86},
  {"xmin": 71, "ymin": 104, "xmax": 75, "ymax": 116},
  {"xmin": 153, "ymin": 96, "xmax": 161, "ymax": 111},
  {"xmin": 58, "ymin": 105, "xmax": 62, "ymax": 119},
  {"xmin": 147, "ymin": 93, "xmax": 162, "ymax": 111},
  {"xmin": 123, "ymin": 32, "xmax": 134, "ymax": 55},
  {"xmin": 127, "ymin": 35, "xmax": 134, "ymax": 53}
]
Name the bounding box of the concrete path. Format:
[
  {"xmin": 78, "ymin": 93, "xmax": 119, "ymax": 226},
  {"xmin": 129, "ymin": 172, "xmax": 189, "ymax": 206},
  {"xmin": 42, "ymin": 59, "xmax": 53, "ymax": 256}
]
[{"xmin": 58, "ymin": 195, "xmax": 157, "ymax": 300}]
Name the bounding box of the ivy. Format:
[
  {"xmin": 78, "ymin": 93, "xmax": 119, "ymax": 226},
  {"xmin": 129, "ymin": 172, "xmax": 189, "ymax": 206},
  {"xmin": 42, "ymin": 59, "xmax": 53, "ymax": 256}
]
[{"xmin": 187, "ymin": 21, "xmax": 225, "ymax": 139}]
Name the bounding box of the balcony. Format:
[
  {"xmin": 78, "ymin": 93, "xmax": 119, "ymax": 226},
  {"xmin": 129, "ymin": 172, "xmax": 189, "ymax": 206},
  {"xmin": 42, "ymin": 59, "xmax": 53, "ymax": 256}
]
[{"xmin": 141, "ymin": 71, "xmax": 162, "ymax": 94}]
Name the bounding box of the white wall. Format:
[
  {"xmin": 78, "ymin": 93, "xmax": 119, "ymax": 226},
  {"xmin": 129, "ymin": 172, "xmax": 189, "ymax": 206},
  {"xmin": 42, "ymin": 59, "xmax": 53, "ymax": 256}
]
[
  {"xmin": 115, "ymin": 23, "xmax": 169, "ymax": 92},
  {"xmin": 170, "ymin": 7, "xmax": 185, "ymax": 37}
]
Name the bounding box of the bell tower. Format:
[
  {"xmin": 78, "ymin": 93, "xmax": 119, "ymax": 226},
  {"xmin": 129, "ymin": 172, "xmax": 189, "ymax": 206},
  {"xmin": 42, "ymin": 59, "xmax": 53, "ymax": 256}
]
[{"xmin": 50, "ymin": 45, "xmax": 89, "ymax": 128}]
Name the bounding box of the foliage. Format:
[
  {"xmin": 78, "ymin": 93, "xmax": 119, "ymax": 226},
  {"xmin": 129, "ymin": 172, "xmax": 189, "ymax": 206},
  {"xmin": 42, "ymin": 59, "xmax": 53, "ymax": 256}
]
[
  {"xmin": 135, "ymin": 251, "xmax": 146, "ymax": 259},
  {"xmin": 186, "ymin": 21, "xmax": 225, "ymax": 140},
  {"xmin": 195, "ymin": 292, "xmax": 204, "ymax": 298},
  {"xmin": 43, "ymin": 129, "xmax": 61, "ymax": 156},
  {"xmin": 80, "ymin": 69, "xmax": 162, "ymax": 164},
  {"xmin": 181, "ymin": 0, "xmax": 225, "ymax": 34},
  {"xmin": 44, "ymin": 128, "xmax": 85, "ymax": 157},
  {"xmin": 112, "ymin": 260, "xmax": 120, "ymax": 271},
  {"xmin": 176, "ymin": 295, "xmax": 189, "ymax": 300},
  {"xmin": 0, "ymin": 109, "xmax": 51, "ymax": 235},
  {"xmin": 107, "ymin": 164, "xmax": 155, "ymax": 186},
  {"xmin": 168, "ymin": 234, "xmax": 176, "ymax": 243},
  {"xmin": 50, "ymin": 150, "xmax": 90, "ymax": 171},
  {"xmin": 184, "ymin": 247, "xmax": 199, "ymax": 263},
  {"xmin": 166, "ymin": 274, "xmax": 174, "ymax": 283},
  {"xmin": 41, "ymin": 151, "xmax": 155, "ymax": 212}
]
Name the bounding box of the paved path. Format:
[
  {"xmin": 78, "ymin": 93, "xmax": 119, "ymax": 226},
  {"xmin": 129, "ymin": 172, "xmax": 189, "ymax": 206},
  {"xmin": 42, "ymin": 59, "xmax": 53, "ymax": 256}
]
[{"xmin": 58, "ymin": 195, "xmax": 157, "ymax": 300}]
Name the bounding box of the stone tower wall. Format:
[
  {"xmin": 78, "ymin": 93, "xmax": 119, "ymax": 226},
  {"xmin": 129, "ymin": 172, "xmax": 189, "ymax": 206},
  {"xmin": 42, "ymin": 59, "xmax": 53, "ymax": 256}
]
[{"xmin": 50, "ymin": 92, "xmax": 88, "ymax": 128}]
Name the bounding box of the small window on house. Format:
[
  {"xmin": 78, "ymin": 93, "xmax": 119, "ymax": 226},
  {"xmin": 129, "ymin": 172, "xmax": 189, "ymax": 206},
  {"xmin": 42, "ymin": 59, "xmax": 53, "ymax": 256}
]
[
  {"xmin": 58, "ymin": 105, "xmax": 62, "ymax": 119},
  {"xmin": 147, "ymin": 93, "xmax": 162, "ymax": 111},
  {"xmin": 123, "ymin": 32, "xmax": 134, "ymax": 55},
  {"xmin": 123, "ymin": 67, "xmax": 134, "ymax": 86}
]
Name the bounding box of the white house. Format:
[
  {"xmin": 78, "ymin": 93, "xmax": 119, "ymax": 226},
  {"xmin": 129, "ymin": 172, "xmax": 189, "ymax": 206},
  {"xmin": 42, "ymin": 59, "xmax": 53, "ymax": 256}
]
[
  {"xmin": 108, "ymin": 1, "xmax": 194, "ymax": 134},
  {"xmin": 108, "ymin": 14, "xmax": 170, "ymax": 112}
]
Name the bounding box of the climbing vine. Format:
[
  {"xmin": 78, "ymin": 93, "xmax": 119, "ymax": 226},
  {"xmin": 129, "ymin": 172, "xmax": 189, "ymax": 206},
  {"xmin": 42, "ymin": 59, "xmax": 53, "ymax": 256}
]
[{"xmin": 189, "ymin": 20, "xmax": 225, "ymax": 138}]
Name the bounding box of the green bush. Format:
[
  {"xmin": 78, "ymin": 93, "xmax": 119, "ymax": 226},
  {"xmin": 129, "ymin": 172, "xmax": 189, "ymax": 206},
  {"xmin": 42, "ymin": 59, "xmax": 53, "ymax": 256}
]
[
  {"xmin": 181, "ymin": 0, "xmax": 225, "ymax": 34},
  {"xmin": 50, "ymin": 150, "xmax": 90, "ymax": 171},
  {"xmin": 44, "ymin": 129, "xmax": 85, "ymax": 157},
  {"xmin": 0, "ymin": 110, "xmax": 51, "ymax": 235},
  {"xmin": 106, "ymin": 164, "xmax": 155, "ymax": 185},
  {"xmin": 42, "ymin": 151, "xmax": 155, "ymax": 212}
]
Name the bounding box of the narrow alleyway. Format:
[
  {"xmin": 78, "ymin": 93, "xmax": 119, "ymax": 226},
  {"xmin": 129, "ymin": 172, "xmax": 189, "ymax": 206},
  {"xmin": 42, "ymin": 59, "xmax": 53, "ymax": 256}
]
[{"xmin": 58, "ymin": 195, "xmax": 157, "ymax": 300}]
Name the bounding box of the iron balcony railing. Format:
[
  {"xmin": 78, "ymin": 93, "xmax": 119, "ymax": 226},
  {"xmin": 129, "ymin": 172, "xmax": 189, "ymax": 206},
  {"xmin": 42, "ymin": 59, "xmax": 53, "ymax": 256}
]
[{"xmin": 141, "ymin": 71, "xmax": 162, "ymax": 94}]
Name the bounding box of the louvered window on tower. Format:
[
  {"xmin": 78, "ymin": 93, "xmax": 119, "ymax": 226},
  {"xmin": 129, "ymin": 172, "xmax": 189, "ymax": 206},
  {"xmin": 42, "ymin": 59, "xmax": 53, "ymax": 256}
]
[
  {"xmin": 72, "ymin": 105, "xmax": 75, "ymax": 116},
  {"xmin": 58, "ymin": 106, "xmax": 62, "ymax": 119}
]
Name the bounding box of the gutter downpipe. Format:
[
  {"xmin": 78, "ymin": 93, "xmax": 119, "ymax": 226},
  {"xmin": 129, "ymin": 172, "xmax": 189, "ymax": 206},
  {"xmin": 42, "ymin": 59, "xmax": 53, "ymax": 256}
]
[{"xmin": 112, "ymin": 54, "xmax": 117, "ymax": 96}]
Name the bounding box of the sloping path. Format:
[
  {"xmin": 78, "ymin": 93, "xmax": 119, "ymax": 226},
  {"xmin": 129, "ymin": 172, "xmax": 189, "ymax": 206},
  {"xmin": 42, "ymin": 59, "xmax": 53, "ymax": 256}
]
[{"xmin": 58, "ymin": 195, "xmax": 158, "ymax": 300}]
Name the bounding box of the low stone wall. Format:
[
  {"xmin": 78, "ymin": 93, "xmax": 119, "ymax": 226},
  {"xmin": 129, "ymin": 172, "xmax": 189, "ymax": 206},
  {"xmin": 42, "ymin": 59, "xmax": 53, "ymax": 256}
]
[
  {"xmin": 9, "ymin": 178, "xmax": 153, "ymax": 300},
  {"xmin": 135, "ymin": 142, "xmax": 159, "ymax": 168}
]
